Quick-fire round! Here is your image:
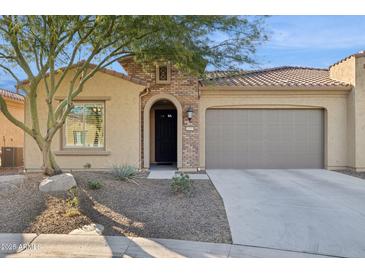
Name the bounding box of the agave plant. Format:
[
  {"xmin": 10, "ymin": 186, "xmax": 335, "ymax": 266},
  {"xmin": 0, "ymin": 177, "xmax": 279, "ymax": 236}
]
[{"xmin": 112, "ymin": 164, "xmax": 138, "ymax": 183}]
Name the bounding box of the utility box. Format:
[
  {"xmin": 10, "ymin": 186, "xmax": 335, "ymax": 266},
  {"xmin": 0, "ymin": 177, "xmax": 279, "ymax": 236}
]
[{"xmin": 0, "ymin": 147, "xmax": 23, "ymax": 167}]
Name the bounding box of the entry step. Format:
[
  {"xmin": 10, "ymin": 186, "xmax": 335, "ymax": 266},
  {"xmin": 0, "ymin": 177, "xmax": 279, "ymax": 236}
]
[{"xmin": 147, "ymin": 170, "xmax": 209, "ymax": 180}]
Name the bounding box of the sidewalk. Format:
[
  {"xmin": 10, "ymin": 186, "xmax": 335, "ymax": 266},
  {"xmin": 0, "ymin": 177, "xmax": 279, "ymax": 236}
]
[{"xmin": 0, "ymin": 233, "xmax": 333, "ymax": 258}]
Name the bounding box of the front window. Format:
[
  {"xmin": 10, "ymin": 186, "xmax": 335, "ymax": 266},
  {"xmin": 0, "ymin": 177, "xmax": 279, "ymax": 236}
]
[{"xmin": 64, "ymin": 102, "xmax": 105, "ymax": 149}]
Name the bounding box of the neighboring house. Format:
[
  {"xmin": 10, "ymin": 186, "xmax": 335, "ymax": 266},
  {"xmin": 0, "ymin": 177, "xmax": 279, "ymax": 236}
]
[
  {"xmin": 23, "ymin": 51, "xmax": 365, "ymax": 171},
  {"xmin": 0, "ymin": 89, "xmax": 24, "ymax": 167}
]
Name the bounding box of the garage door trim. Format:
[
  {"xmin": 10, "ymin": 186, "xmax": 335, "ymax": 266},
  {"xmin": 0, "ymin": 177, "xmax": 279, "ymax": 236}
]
[{"xmin": 205, "ymin": 108, "xmax": 325, "ymax": 169}]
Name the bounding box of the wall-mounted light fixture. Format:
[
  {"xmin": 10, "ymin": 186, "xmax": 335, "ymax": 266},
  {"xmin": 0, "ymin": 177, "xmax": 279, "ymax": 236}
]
[{"xmin": 186, "ymin": 106, "xmax": 193, "ymax": 122}]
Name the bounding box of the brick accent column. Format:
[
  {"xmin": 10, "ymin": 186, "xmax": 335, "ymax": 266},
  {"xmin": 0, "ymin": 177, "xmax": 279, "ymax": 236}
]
[{"xmin": 120, "ymin": 59, "xmax": 200, "ymax": 170}]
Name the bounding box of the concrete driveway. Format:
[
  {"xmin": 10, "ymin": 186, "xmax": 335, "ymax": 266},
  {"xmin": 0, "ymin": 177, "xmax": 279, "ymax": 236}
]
[{"xmin": 207, "ymin": 169, "xmax": 365, "ymax": 257}]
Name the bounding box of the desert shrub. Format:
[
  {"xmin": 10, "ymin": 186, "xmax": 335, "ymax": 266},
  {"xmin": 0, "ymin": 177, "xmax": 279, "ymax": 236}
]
[
  {"xmin": 112, "ymin": 164, "xmax": 138, "ymax": 181},
  {"xmin": 65, "ymin": 208, "xmax": 80, "ymax": 217},
  {"xmin": 171, "ymin": 173, "xmax": 192, "ymax": 196},
  {"xmin": 83, "ymin": 162, "xmax": 92, "ymax": 169},
  {"xmin": 65, "ymin": 187, "xmax": 80, "ymax": 217},
  {"xmin": 66, "ymin": 187, "xmax": 79, "ymax": 207},
  {"xmin": 88, "ymin": 179, "xmax": 102, "ymax": 190}
]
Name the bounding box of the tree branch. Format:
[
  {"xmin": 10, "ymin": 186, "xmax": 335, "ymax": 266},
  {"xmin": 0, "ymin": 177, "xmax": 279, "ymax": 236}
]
[
  {"xmin": 0, "ymin": 63, "xmax": 21, "ymax": 83},
  {"xmin": 0, "ymin": 95, "xmax": 33, "ymax": 136},
  {"xmin": 3, "ymin": 17, "xmax": 35, "ymax": 80}
]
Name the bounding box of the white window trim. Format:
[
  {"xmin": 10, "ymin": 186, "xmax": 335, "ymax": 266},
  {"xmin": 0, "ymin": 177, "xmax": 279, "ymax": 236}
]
[{"xmin": 61, "ymin": 101, "xmax": 106, "ymax": 151}]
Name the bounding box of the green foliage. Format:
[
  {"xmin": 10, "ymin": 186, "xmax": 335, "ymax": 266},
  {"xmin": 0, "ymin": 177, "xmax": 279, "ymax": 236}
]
[
  {"xmin": 64, "ymin": 208, "xmax": 80, "ymax": 217},
  {"xmin": 88, "ymin": 179, "xmax": 102, "ymax": 190},
  {"xmin": 171, "ymin": 173, "xmax": 192, "ymax": 196},
  {"xmin": 65, "ymin": 187, "xmax": 80, "ymax": 217},
  {"xmin": 112, "ymin": 164, "xmax": 138, "ymax": 181},
  {"xmin": 0, "ymin": 16, "xmax": 268, "ymax": 80},
  {"xmin": 66, "ymin": 187, "xmax": 79, "ymax": 207}
]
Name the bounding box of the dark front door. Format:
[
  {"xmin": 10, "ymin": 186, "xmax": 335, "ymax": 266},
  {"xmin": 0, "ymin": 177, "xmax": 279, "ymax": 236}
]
[{"xmin": 155, "ymin": 109, "xmax": 177, "ymax": 163}]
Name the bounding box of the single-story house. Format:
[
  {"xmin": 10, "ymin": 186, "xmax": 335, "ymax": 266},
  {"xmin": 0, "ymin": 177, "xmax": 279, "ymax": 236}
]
[
  {"xmin": 0, "ymin": 89, "xmax": 24, "ymax": 167},
  {"xmin": 23, "ymin": 51, "xmax": 365, "ymax": 172}
]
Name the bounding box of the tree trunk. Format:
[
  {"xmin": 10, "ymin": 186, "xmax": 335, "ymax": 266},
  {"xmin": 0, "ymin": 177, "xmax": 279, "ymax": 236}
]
[{"xmin": 42, "ymin": 143, "xmax": 62, "ymax": 176}]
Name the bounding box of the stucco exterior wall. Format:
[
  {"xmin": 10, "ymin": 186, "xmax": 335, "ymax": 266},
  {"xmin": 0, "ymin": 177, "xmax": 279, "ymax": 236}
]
[
  {"xmin": 0, "ymin": 99, "xmax": 24, "ymax": 148},
  {"xmin": 24, "ymin": 69, "xmax": 144, "ymax": 171},
  {"xmin": 330, "ymin": 54, "xmax": 365, "ymax": 171},
  {"xmin": 330, "ymin": 56, "xmax": 356, "ymax": 167},
  {"xmin": 199, "ymin": 89, "xmax": 349, "ymax": 170},
  {"xmin": 354, "ymin": 56, "xmax": 365, "ymax": 170}
]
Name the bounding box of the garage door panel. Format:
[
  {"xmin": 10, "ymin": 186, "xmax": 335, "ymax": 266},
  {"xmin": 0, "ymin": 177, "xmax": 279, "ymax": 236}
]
[{"xmin": 206, "ymin": 109, "xmax": 324, "ymax": 169}]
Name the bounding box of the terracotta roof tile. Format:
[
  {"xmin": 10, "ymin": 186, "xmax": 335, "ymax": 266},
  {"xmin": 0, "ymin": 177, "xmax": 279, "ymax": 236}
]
[
  {"xmin": 0, "ymin": 89, "xmax": 24, "ymax": 102},
  {"xmin": 201, "ymin": 66, "xmax": 351, "ymax": 88},
  {"xmin": 18, "ymin": 61, "xmax": 147, "ymax": 87}
]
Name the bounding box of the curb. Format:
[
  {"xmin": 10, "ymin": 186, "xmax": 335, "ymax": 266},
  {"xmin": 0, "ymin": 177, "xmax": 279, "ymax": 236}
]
[{"xmin": 0, "ymin": 233, "xmax": 333, "ymax": 258}]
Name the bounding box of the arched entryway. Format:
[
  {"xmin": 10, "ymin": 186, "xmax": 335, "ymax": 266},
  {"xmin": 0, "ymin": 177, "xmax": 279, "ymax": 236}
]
[{"xmin": 143, "ymin": 94, "xmax": 182, "ymax": 169}]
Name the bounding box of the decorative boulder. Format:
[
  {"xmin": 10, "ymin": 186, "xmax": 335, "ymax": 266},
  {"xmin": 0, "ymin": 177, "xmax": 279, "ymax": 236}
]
[
  {"xmin": 39, "ymin": 173, "xmax": 76, "ymax": 192},
  {"xmin": 69, "ymin": 223, "xmax": 104, "ymax": 235}
]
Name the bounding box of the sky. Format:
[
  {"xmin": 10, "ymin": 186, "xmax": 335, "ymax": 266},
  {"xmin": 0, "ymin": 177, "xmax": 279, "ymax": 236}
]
[
  {"xmin": 1, "ymin": 15, "xmax": 365, "ymax": 91},
  {"xmin": 253, "ymin": 15, "xmax": 365, "ymax": 69}
]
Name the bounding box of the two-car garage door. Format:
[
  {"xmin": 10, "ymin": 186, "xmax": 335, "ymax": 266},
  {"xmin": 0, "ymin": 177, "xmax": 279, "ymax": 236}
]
[{"xmin": 205, "ymin": 109, "xmax": 324, "ymax": 169}]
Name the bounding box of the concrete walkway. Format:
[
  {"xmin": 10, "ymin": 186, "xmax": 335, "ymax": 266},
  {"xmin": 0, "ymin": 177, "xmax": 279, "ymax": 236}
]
[
  {"xmin": 147, "ymin": 169, "xmax": 176, "ymax": 179},
  {"xmin": 147, "ymin": 166, "xmax": 209, "ymax": 180},
  {"xmin": 207, "ymin": 169, "xmax": 365, "ymax": 258},
  {"xmin": 0, "ymin": 233, "xmax": 331, "ymax": 258}
]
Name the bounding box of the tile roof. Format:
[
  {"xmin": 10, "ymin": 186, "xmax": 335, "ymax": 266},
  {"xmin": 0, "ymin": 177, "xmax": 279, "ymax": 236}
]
[
  {"xmin": 18, "ymin": 61, "xmax": 147, "ymax": 87},
  {"xmin": 201, "ymin": 66, "xmax": 351, "ymax": 89},
  {"xmin": 204, "ymin": 70, "xmax": 247, "ymax": 79},
  {"xmin": 0, "ymin": 89, "xmax": 24, "ymax": 102}
]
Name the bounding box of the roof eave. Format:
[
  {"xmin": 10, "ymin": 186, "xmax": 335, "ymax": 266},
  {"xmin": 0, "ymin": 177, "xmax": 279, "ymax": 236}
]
[
  {"xmin": 0, "ymin": 90, "xmax": 24, "ymax": 103},
  {"xmin": 199, "ymin": 85, "xmax": 353, "ymax": 92},
  {"xmin": 17, "ymin": 61, "xmax": 147, "ymax": 89},
  {"xmin": 1, "ymin": 96, "xmax": 24, "ymax": 103}
]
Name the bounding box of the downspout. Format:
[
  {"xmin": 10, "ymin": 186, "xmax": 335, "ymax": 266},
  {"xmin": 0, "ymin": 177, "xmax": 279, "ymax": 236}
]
[{"xmin": 139, "ymin": 86, "xmax": 150, "ymax": 170}]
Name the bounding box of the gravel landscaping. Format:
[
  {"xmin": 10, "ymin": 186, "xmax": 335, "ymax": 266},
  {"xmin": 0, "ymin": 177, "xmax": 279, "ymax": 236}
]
[
  {"xmin": 0, "ymin": 174, "xmax": 45, "ymax": 233},
  {"xmin": 0, "ymin": 173, "xmax": 92, "ymax": 234},
  {"xmin": 23, "ymin": 194, "xmax": 93, "ymax": 234},
  {"xmin": 0, "ymin": 171, "xmax": 232, "ymax": 244},
  {"xmin": 75, "ymin": 171, "xmax": 231, "ymax": 243},
  {"xmin": 335, "ymin": 169, "xmax": 365, "ymax": 180}
]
